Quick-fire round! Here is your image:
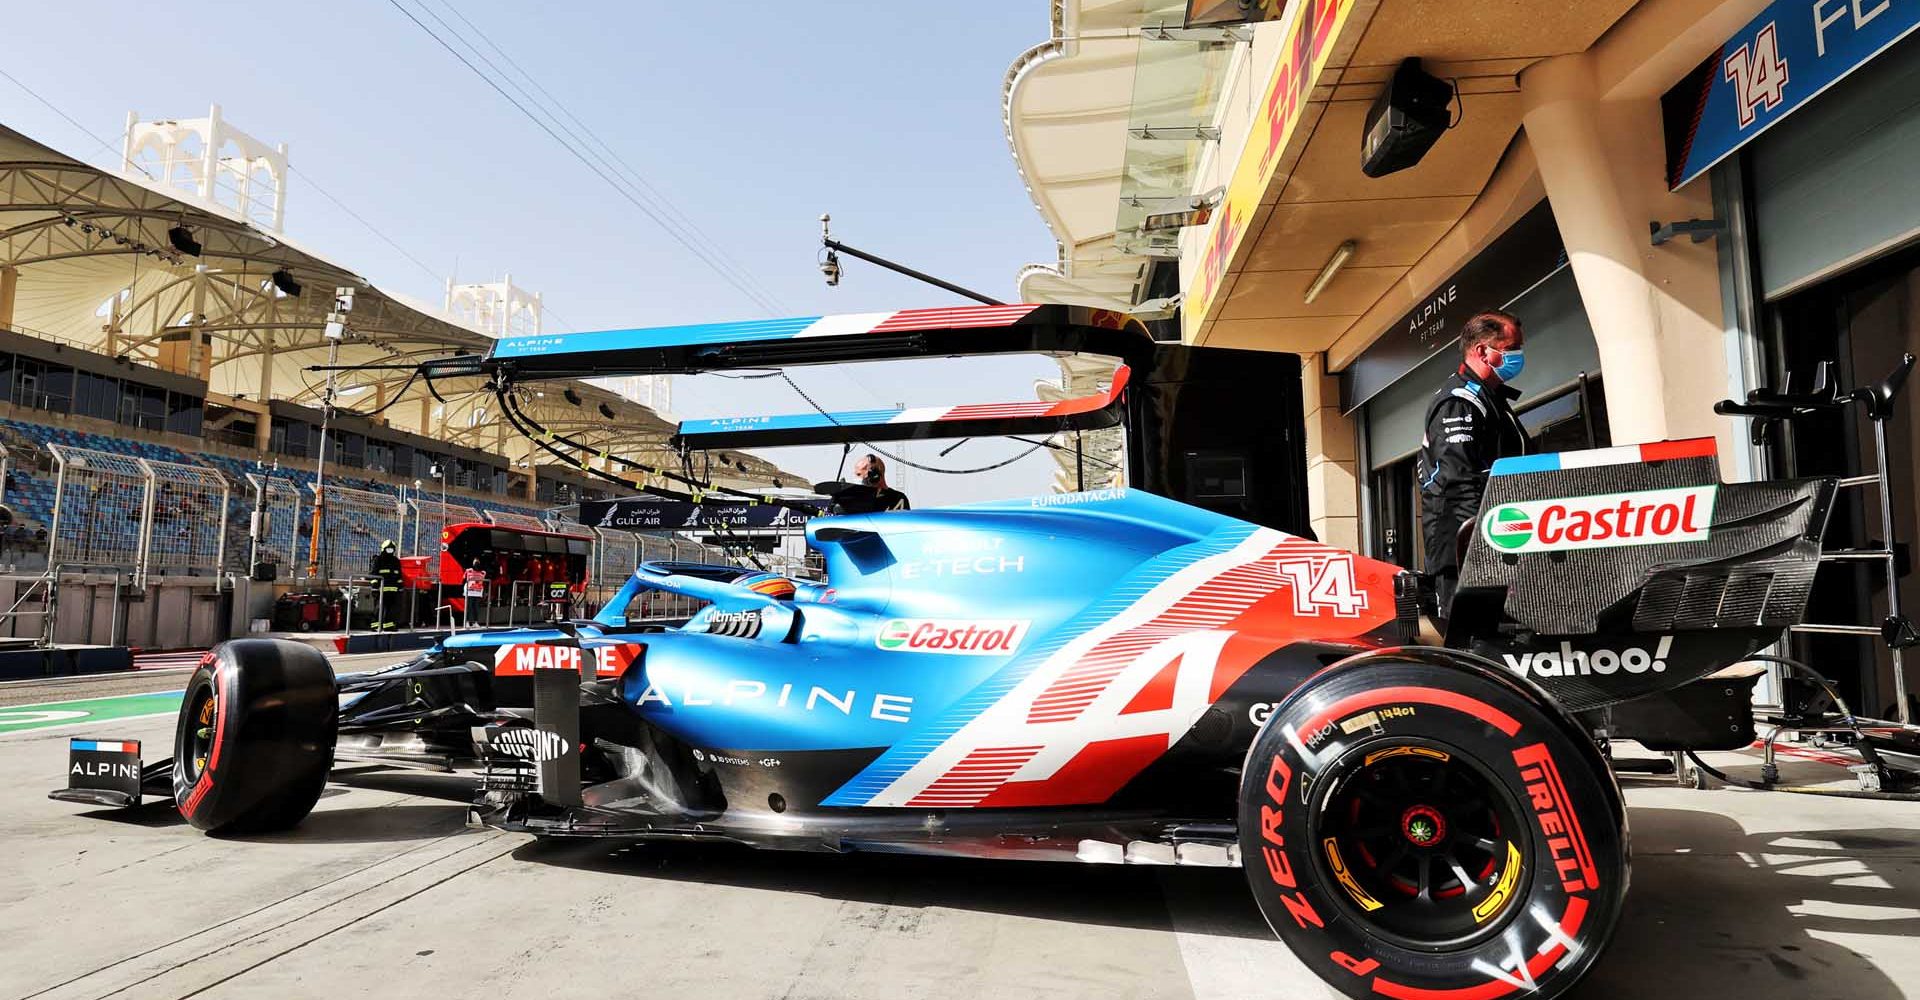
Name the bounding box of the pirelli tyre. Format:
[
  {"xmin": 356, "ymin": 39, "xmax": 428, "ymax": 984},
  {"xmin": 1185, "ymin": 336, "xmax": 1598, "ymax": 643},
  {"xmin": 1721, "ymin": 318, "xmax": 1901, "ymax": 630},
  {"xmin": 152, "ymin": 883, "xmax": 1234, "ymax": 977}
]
[
  {"xmin": 1238, "ymin": 649, "xmax": 1627, "ymax": 1000},
  {"xmin": 173, "ymin": 639, "xmax": 338, "ymax": 834}
]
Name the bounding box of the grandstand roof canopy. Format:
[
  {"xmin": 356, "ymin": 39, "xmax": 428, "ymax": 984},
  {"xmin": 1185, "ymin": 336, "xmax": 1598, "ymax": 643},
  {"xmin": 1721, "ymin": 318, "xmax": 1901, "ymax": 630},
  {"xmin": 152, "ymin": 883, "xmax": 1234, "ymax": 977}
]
[{"xmin": 0, "ymin": 122, "xmax": 791, "ymax": 489}]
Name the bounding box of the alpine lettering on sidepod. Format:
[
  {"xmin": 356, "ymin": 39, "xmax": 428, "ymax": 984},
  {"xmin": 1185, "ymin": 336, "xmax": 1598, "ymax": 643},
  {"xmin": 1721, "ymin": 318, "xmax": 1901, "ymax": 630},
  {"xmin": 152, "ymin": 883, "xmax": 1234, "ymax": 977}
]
[
  {"xmin": 1482, "ymin": 486, "xmax": 1716, "ymax": 554},
  {"xmin": 874, "ymin": 619, "xmax": 1029, "ymax": 656}
]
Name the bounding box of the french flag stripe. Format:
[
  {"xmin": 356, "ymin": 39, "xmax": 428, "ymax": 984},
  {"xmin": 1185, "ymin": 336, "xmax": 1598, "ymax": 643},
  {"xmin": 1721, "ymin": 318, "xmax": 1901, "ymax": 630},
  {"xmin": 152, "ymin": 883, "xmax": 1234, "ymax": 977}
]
[
  {"xmin": 793, "ymin": 311, "xmax": 896, "ymax": 338},
  {"xmin": 72, "ymin": 739, "xmax": 139, "ymax": 753},
  {"xmin": 1491, "ymin": 438, "xmax": 1718, "ymax": 477}
]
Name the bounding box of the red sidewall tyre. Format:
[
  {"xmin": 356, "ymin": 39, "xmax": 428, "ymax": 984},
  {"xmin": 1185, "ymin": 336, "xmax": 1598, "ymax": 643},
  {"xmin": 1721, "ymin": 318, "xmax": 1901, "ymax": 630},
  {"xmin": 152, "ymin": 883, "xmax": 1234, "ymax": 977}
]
[
  {"xmin": 1239, "ymin": 650, "xmax": 1627, "ymax": 1000},
  {"xmin": 173, "ymin": 639, "xmax": 337, "ymax": 834}
]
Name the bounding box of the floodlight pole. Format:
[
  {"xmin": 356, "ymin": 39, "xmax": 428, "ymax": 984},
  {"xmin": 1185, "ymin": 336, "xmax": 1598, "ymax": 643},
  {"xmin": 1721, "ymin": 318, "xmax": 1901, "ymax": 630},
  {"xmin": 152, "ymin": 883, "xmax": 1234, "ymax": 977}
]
[
  {"xmin": 819, "ymin": 214, "xmax": 1003, "ymax": 306},
  {"xmin": 307, "ymin": 287, "xmax": 353, "ymax": 582}
]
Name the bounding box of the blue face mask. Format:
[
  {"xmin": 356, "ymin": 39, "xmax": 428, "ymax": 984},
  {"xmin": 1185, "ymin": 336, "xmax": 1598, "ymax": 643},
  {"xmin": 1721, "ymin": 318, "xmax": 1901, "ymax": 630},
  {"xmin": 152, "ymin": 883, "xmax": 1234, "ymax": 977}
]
[{"xmin": 1490, "ymin": 347, "xmax": 1525, "ymax": 382}]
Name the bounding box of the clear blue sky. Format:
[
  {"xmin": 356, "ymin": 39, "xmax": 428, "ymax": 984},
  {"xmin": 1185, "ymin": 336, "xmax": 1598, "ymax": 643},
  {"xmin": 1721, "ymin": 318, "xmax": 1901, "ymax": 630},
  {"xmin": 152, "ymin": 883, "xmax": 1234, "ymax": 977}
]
[{"xmin": 0, "ymin": 0, "xmax": 1070, "ymax": 503}]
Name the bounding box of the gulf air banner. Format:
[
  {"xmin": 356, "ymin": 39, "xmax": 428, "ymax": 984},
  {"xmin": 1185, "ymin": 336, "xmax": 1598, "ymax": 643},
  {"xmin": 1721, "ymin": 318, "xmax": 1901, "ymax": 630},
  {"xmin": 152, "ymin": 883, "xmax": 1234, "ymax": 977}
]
[
  {"xmin": 1663, "ymin": 0, "xmax": 1920, "ymax": 189},
  {"xmin": 1183, "ymin": 0, "xmax": 1363, "ymax": 344}
]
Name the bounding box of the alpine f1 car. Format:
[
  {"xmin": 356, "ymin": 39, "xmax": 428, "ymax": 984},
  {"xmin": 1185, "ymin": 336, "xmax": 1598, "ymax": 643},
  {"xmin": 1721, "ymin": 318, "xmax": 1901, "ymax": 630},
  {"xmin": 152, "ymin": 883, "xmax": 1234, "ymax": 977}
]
[{"xmin": 53, "ymin": 305, "xmax": 1840, "ymax": 1000}]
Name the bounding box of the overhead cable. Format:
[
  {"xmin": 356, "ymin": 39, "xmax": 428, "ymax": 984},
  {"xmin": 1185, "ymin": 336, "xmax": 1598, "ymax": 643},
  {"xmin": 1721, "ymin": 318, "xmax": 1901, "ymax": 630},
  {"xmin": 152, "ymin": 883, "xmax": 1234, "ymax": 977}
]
[{"xmin": 387, "ymin": 0, "xmax": 787, "ymax": 317}]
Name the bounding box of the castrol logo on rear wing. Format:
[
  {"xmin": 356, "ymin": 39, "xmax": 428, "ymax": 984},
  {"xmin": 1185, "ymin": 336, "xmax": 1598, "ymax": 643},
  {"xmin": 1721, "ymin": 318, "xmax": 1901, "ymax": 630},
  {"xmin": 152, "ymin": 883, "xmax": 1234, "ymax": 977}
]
[{"xmin": 1481, "ymin": 485, "xmax": 1716, "ymax": 554}]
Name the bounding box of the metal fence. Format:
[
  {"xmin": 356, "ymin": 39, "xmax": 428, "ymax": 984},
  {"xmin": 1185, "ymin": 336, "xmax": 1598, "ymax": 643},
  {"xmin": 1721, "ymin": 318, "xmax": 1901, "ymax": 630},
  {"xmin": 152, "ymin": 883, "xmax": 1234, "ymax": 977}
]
[
  {"xmin": 589, "ymin": 527, "xmax": 639, "ymax": 611},
  {"xmin": 542, "ymin": 503, "xmax": 580, "ymax": 530},
  {"xmin": 246, "ymin": 473, "xmax": 305, "ymax": 572},
  {"xmin": 408, "ymin": 498, "xmax": 484, "ymax": 556},
  {"xmin": 484, "ymin": 509, "xmax": 549, "ymax": 530},
  {"xmin": 44, "ymin": 446, "xmax": 232, "ymax": 582},
  {"xmin": 304, "ymin": 482, "xmax": 405, "ymax": 580},
  {"xmin": 142, "ymin": 458, "xmax": 230, "ymax": 578},
  {"xmin": 47, "ymin": 446, "xmax": 147, "ymax": 572}
]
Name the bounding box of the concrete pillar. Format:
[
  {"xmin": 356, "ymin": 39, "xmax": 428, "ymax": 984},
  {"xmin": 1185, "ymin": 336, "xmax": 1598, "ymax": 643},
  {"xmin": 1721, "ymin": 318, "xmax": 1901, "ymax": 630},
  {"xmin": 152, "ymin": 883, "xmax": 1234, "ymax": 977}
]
[
  {"xmin": 1301, "ymin": 353, "xmax": 1359, "ymax": 552},
  {"xmin": 1520, "ymin": 53, "xmax": 1735, "ymax": 458},
  {"xmin": 0, "ymin": 265, "xmax": 15, "ymax": 330}
]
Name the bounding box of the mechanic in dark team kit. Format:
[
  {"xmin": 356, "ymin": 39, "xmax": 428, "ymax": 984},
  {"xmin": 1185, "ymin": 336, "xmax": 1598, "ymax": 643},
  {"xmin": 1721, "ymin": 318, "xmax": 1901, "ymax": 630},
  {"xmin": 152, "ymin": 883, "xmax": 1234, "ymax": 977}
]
[
  {"xmin": 1419, "ymin": 309, "xmax": 1528, "ymax": 620},
  {"xmin": 829, "ymin": 454, "xmax": 911, "ymax": 514}
]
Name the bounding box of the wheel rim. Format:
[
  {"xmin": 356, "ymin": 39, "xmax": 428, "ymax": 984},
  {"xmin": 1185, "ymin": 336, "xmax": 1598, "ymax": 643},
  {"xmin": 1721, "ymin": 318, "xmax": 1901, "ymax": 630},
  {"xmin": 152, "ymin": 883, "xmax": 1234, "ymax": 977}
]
[
  {"xmin": 181, "ymin": 684, "xmax": 217, "ymax": 784},
  {"xmin": 1309, "ymin": 737, "xmax": 1530, "ymax": 951}
]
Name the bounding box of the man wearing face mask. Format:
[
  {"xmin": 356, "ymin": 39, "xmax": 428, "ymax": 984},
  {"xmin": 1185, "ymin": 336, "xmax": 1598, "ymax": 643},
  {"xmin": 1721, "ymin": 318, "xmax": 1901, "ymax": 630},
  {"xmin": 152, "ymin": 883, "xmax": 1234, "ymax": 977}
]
[{"xmin": 1419, "ymin": 309, "xmax": 1529, "ymax": 621}]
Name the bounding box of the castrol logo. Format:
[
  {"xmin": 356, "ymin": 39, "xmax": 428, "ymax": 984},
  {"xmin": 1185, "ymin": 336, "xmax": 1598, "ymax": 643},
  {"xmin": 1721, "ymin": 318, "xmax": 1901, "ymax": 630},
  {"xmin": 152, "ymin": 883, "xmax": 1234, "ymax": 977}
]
[
  {"xmin": 1482, "ymin": 485, "xmax": 1716, "ymax": 554},
  {"xmin": 874, "ymin": 619, "xmax": 1029, "ymax": 656}
]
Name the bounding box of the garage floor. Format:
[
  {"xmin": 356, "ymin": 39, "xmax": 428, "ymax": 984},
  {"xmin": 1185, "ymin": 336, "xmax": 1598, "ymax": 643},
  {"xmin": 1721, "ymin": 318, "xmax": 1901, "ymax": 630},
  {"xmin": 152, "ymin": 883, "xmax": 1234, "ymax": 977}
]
[{"xmin": 2, "ymin": 660, "xmax": 1916, "ymax": 1000}]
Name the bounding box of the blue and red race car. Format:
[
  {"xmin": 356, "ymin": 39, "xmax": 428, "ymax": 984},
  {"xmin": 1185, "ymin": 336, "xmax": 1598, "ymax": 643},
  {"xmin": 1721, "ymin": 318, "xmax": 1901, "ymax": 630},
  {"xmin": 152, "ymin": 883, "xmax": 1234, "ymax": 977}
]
[{"xmin": 55, "ymin": 305, "xmax": 1838, "ymax": 1000}]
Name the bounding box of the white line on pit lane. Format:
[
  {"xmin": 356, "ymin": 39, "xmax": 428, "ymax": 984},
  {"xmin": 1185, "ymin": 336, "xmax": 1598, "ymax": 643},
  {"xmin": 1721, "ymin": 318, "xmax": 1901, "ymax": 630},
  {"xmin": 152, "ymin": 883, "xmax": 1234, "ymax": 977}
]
[
  {"xmin": 0, "ymin": 711, "xmax": 183, "ymax": 743},
  {"xmin": 0, "ymin": 689, "xmax": 184, "ymax": 711}
]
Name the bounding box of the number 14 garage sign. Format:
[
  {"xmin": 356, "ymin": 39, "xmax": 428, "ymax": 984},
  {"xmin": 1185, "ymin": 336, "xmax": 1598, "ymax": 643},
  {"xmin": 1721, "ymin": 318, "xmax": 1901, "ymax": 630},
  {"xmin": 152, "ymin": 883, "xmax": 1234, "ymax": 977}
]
[{"xmin": 1663, "ymin": 0, "xmax": 1920, "ymax": 189}]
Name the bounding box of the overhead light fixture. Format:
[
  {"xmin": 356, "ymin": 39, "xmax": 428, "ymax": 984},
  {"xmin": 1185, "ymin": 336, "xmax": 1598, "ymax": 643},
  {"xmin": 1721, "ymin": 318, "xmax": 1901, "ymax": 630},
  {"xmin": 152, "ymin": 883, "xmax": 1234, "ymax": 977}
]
[
  {"xmin": 270, "ymin": 269, "xmax": 302, "ymax": 297},
  {"xmin": 598, "ymin": 402, "xmax": 616, "ymax": 420},
  {"xmin": 563, "ymin": 387, "xmax": 582, "ymax": 406},
  {"xmin": 1303, "ymin": 240, "xmax": 1357, "ymax": 305},
  {"xmin": 1361, "ymin": 58, "xmax": 1455, "ymax": 178},
  {"xmin": 167, "ymin": 225, "xmax": 203, "ymax": 257},
  {"xmin": 1140, "ymin": 205, "xmax": 1213, "ymax": 232}
]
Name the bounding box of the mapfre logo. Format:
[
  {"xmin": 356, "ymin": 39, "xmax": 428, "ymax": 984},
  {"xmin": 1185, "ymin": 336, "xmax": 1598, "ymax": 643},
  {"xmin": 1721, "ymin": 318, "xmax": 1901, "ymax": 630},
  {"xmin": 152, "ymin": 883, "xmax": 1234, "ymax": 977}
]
[
  {"xmin": 1481, "ymin": 485, "xmax": 1715, "ymax": 554},
  {"xmin": 875, "ymin": 619, "xmax": 1029, "ymax": 656},
  {"xmin": 493, "ymin": 642, "xmax": 639, "ymax": 677}
]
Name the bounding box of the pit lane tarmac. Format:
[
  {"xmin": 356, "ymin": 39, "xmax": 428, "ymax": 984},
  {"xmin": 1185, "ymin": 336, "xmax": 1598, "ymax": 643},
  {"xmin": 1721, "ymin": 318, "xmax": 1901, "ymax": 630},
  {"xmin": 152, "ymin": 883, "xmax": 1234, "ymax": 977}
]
[{"xmin": 3, "ymin": 658, "xmax": 1918, "ymax": 1000}]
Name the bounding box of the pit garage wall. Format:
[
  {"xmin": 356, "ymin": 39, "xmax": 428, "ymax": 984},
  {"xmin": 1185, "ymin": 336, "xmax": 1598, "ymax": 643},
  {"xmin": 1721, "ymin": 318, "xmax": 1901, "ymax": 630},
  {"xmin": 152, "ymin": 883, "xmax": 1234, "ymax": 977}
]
[{"xmin": 0, "ymin": 574, "xmax": 226, "ymax": 648}]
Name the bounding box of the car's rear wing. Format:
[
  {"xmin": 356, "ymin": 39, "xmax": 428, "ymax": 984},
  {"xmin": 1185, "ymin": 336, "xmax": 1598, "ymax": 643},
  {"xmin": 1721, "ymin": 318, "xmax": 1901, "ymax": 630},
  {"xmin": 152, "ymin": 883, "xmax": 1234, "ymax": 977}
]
[
  {"xmin": 482, "ymin": 304, "xmax": 1156, "ymax": 379},
  {"xmin": 482, "ymin": 302, "xmax": 1315, "ymax": 536},
  {"xmin": 1450, "ymin": 436, "xmax": 1837, "ymax": 711},
  {"xmin": 672, "ymin": 366, "xmax": 1131, "ymax": 449}
]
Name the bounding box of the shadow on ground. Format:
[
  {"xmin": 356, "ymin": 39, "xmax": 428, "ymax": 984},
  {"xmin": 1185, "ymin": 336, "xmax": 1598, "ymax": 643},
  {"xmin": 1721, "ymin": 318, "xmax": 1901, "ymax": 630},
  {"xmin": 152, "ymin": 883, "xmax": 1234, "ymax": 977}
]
[
  {"xmin": 515, "ymin": 835, "xmax": 1273, "ymax": 939},
  {"xmin": 1572, "ymin": 806, "xmax": 1918, "ymax": 1000}
]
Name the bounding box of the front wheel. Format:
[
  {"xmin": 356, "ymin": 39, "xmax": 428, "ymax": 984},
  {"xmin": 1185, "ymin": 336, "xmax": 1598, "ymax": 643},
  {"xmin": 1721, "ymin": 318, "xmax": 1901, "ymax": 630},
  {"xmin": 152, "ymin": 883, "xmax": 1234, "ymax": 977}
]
[
  {"xmin": 174, "ymin": 639, "xmax": 337, "ymax": 834},
  {"xmin": 1239, "ymin": 651, "xmax": 1627, "ymax": 1000}
]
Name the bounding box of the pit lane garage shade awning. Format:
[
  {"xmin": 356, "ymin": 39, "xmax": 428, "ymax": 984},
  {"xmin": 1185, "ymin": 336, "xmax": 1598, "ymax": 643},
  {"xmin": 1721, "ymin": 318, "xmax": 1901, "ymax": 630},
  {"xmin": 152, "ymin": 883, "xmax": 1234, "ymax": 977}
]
[
  {"xmin": 674, "ymin": 364, "xmax": 1132, "ymax": 448},
  {"xmin": 481, "ymin": 303, "xmax": 1158, "ymax": 379}
]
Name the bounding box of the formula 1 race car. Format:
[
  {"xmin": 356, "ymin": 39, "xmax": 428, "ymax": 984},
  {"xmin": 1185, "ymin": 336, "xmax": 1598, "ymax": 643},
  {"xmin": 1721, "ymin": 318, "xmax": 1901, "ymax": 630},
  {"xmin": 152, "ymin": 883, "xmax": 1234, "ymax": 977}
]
[{"xmin": 51, "ymin": 306, "xmax": 1841, "ymax": 1000}]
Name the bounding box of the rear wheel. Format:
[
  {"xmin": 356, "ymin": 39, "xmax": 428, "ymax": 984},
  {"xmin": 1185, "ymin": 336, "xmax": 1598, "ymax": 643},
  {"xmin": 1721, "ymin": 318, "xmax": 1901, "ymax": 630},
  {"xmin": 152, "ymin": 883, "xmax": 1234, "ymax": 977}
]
[
  {"xmin": 174, "ymin": 639, "xmax": 337, "ymax": 834},
  {"xmin": 1239, "ymin": 651, "xmax": 1626, "ymax": 1000}
]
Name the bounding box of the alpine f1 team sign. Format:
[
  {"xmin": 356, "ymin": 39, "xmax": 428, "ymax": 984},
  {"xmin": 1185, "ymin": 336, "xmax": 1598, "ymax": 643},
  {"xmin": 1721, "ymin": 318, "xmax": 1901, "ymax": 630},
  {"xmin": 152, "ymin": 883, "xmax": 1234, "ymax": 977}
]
[
  {"xmin": 1480, "ymin": 485, "xmax": 1717, "ymax": 554},
  {"xmin": 1663, "ymin": 0, "xmax": 1920, "ymax": 188}
]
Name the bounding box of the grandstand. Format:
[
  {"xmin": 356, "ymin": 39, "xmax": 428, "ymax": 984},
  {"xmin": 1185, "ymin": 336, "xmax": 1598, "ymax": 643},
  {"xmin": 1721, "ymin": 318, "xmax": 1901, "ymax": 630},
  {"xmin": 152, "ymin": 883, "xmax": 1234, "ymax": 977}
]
[{"xmin": 0, "ymin": 111, "xmax": 801, "ymax": 646}]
